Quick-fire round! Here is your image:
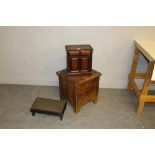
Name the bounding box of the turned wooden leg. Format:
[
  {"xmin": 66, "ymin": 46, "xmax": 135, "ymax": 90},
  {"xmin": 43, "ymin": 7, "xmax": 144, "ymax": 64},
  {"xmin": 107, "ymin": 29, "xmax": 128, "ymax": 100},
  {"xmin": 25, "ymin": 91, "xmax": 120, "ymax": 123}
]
[
  {"xmin": 60, "ymin": 115, "xmax": 63, "ymax": 121},
  {"xmin": 128, "ymin": 47, "xmax": 140, "ymax": 92},
  {"xmin": 64, "ymin": 102, "xmax": 67, "ymax": 111},
  {"xmin": 32, "ymin": 112, "xmax": 35, "ymax": 116}
]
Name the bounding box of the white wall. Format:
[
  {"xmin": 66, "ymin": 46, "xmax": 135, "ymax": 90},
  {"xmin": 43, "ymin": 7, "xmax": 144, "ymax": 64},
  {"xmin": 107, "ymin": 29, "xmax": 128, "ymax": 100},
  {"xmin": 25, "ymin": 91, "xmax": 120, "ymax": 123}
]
[{"xmin": 0, "ymin": 26, "xmax": 155, "ymax": 88}]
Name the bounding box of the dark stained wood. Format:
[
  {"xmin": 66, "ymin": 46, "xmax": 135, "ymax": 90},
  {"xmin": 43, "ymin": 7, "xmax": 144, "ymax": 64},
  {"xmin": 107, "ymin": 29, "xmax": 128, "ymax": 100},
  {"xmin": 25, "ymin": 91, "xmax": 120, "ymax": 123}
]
[
  {"xmin": 30, "ymin": 97, "xmax": 67, "ymax": 120},
  {"xmin": 65, "ymin": 44, "xmax": 93, "ymax": 51},
  {"xmin": 57, "ymin": 69, "xmax": 102, "ymax": 113},
  {"xmin": 66, "ymin": 44, "xmax": 93, "ymax": 75}
]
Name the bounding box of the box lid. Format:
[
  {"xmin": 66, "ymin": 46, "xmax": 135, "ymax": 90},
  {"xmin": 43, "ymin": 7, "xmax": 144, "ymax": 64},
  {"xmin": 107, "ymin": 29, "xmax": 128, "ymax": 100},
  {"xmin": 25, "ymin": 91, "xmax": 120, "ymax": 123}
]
[
  {"xmin": 65, "ymin": 44, "xmax": 93, "ymax": 51},
  {"xmin": 56, "ymin": 69, "xmax": 101, "ymax": 85}
]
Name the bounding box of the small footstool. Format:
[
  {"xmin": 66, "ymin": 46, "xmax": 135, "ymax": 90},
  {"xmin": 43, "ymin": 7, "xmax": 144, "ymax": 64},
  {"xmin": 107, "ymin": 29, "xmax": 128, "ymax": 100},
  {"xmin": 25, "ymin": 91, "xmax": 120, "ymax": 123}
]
[{"xmin": 30, "ymin": 97, "xmax": 67, "ymax": 120}]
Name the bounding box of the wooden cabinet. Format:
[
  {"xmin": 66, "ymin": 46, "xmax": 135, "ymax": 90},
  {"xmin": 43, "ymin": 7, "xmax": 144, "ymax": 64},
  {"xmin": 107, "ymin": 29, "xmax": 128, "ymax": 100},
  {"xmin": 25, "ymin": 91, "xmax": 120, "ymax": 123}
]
[
  {"xmin": 56, "ymin": 69, "xmax": 101, "ymax": 113},
  {"xmin": 65, "ymin": 44, "xmax": 93, "ymax": 75}
]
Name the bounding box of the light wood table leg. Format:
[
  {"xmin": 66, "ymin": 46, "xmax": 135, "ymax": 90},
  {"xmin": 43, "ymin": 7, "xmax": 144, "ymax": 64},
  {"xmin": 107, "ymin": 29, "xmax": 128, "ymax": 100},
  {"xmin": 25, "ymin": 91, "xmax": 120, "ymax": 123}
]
[
  {"xmin": 136, "ymin": 61, "xmax": 154, "ymax": 114},
  {"xmin": 128, "ymin": 47, "xmax": 140, "ymax": 91}
]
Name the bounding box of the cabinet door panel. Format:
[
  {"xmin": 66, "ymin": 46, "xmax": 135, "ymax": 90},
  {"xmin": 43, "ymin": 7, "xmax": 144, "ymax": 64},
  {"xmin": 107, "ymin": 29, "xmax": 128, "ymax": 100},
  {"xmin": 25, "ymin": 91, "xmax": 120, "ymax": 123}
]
[
  {"xmin": 81, "ymin": 57, "xmax": 89, "ymax": 71},
  {"xmin": 70, "ymin": 57, "xmax": 79, "ymax": 71},
  {"xmin": 81, "ymin": 50, "xmax": 91, "ymax": 56}
]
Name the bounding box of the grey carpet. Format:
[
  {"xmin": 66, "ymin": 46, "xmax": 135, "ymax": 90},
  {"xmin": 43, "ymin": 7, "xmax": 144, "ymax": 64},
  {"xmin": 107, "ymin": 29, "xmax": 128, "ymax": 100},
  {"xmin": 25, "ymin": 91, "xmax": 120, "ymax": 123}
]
[{"xmin": 0, "ymin": 84, "xmax": 155, "ymax": 128}]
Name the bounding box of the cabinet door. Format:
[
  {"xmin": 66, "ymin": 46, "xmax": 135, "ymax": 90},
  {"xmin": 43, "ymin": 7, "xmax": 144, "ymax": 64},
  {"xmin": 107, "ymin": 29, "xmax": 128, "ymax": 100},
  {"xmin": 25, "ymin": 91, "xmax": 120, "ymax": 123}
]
[
  {"xmin": 70, "ymin": 57, "xmax": 80, "ymax": 72},
  {"xmin": 80, "ymin": 57, "xmax": 89, "ymax": 71},
  {"xmin": 67, "ymin": 51, "xmax": 80, "ymax": 73},
  {"xmin": 80, "ymin": 50, "xmax": 91, "ymax": 72}
]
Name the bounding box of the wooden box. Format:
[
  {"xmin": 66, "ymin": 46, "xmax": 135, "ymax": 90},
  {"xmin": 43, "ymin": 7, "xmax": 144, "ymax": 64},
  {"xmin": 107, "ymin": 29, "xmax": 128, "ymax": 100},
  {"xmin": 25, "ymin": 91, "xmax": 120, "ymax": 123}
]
[
  {"xmin": 65, "ymin": 44, "xmax": 93, "ymax": 75},
  {"xmin": 57, "ymin": 69, "xmax": 101, "ymax": 113}
]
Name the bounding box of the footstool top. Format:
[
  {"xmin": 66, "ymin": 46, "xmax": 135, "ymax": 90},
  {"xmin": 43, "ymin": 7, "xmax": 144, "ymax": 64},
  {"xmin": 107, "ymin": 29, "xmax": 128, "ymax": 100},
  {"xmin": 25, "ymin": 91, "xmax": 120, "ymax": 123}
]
[{"xmin": 31, "ymin": 97, "xmax": 65, "ymax": 113}]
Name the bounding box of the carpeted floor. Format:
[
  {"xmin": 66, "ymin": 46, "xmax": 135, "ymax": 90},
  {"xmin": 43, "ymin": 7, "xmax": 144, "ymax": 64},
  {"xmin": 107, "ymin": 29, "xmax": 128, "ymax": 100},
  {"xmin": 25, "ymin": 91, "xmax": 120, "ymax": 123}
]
[{"xmin": 0, "ymin": 84, "xmax": 155, "ymax": 128}]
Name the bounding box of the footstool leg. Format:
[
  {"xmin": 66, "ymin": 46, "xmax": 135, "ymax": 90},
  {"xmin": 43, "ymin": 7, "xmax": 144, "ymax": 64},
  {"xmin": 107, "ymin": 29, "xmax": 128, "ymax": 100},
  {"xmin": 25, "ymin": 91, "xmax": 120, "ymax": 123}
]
[
  {"xmin": 60, "ymin": 115, "xmax": 63, "ymax": 121},
  {"xmin": 64, "ymin": 102, "xmax": 67, "ymax": 111},
  {"xmin": 32, "ymin": 112, "xmax": 35, "ymax": 116},
  {"xmin": 60, "ymin": 101, "xmax": 67, "ymax": 120}
]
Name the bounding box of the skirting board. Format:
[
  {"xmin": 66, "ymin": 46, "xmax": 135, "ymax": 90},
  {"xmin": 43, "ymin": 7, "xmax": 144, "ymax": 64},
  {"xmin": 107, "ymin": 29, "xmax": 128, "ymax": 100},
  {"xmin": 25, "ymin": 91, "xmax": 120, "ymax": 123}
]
[
  {"xmin": 0, "ymin": 76, "xmax": 59, "ymax": 86},
  {"xmin": 100, "ymin": 80, "xmax": 155, "ymax": 89},
  {"xmin": 0, "ymin": 76, "xmax": 155, "ymax": 89}
]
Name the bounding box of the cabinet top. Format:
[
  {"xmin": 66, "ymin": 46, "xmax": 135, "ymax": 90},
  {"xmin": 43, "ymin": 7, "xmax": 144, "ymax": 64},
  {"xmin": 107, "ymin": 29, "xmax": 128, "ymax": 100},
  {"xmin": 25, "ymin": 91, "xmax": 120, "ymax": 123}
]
[
  {"xmin": 65, "ymin": 44, "xmax": 93, "ymax": 51},
  {"xmin": 56, "ymin": 69, "xmax": 101, "ymax": 85}
]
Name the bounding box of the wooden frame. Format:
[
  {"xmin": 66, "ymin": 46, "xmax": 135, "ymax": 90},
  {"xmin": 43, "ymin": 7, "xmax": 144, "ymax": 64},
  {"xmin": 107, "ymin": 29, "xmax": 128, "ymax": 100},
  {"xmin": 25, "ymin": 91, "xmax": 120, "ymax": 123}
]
[{"xmin": 128, "ymin": 42, "xmax": 155, "ymax": 114}]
